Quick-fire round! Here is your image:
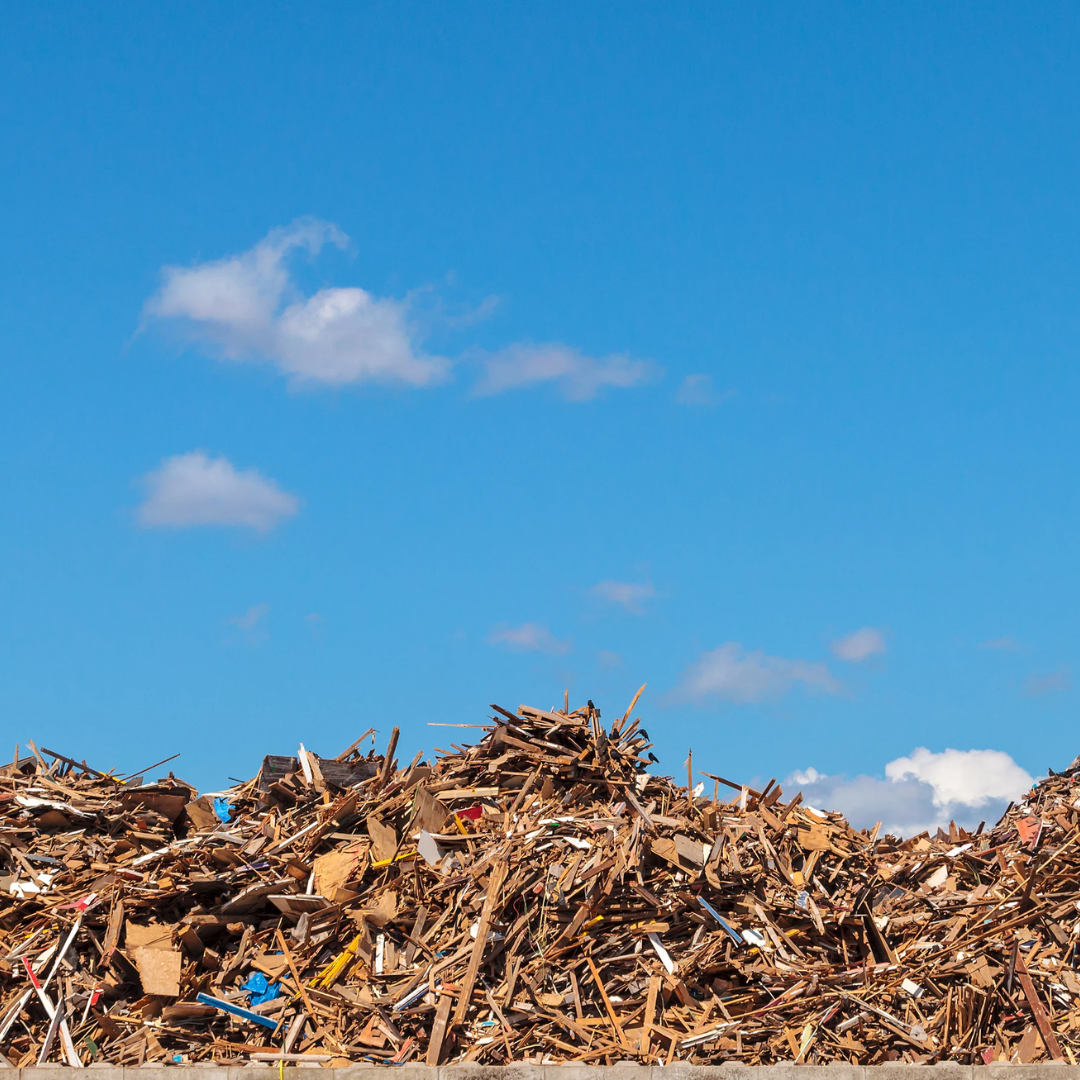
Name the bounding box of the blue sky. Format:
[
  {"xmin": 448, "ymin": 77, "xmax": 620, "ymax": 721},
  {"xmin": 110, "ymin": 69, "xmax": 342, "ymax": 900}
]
[{"xmin": 2, "ymin": 3, "xmax": 1078, "ymax": 834}]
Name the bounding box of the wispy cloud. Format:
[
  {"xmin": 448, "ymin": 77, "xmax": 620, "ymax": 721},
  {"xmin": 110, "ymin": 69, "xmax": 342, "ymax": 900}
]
[
  {"xmin": 230, "ymin": 603, "xmax": 269, "ymax": 630},
  {"xmin": 227, "ymin": 603, "xmax": 270, "ymax": 645},
  {"xmin": 979, "ymin": 636, "xmax": 1022, "ymax": 652},
  {"xmin": 1024, "ymin": 666, "xmax": 1071, "ymax": 697},
  {"xmin": 598, "ymin": 649, "xmax": 623, "ymax": 668},
  {"xmin": 591, "ymin": 578, "xmax": 655, "ymax": 615},
  {"xmin": 143, "ymin": 219, "xmax": 449, "ymax": 388},
  {"xmin": 488, "ymin": 622, "xmax": 571, "ymax": 655},
  {"xmin": 831, "ymin": 626, "xmax": 886, "ymax": 663},
  {"xmin": 473, "ymin": 343, "xmax": 659, "ymax": 401},
  {"xmin": 675, "ymin": 373, "xmax": 734, "ymax": 407},
  {"xmin": 137, "ymin": 451, "xmax": 299, "ymax": 532},
  {"xmin": 788, "ymin": 747, "xmax": 1034, "ymax": 837},
  {"xmin": 442, "ymin": 294, "xmax": 501, "ymax": 328},
  {"xmin": 671, "ymin": 642, "xmax": 841, "ymax": 705}
]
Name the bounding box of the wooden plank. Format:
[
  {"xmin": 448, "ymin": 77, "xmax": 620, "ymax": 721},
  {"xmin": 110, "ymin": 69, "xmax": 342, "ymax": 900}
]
[
  {"xmin": 452, "ymin": 859, "xmax": 509, "ymax": 1025},
  {"xmin": 586, "ymin": 955, "xmax": 629, "ymax": 1049},
  {"xmin": 435, "ymin": 787, "xmax": 501, "ymax": 801},
  {"xmin": 275, "ymin": 928, "xmax": 318, "ymax": 1019},
  {"xmin": 427, "ymin": 992, "xmax": 453, "ymax": 1066},
  {"xmin": 642, "ymin": 973, "xmax": 660, "ymax": 1054},
  {"xmin": 618, "ymin": 683, "xmax": 647, "ymax": 728},
  {"xmin": 1015, "ymin": 950, "xmax": 1065, "ymax": 1060},
  {"xmin": 376, "ymin": 727, "xmax": 400, "ymax": 789}
]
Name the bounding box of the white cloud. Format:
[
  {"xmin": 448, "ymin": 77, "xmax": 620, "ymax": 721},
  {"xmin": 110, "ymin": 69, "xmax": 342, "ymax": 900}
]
[
  {"xmin": 787, "ymin": 747, "xmax": 1035, "ymax": 837},
  {"xmin": 143, "ymin": 219, "xmax": 449, "ymax": 388},
  {"xmin": 598, "ymin": 649, "xmax": 623, "ymax": 668},
  {"xmin": 831, "ymin": 627, "xmax": 887, "ymax": 663},
  {"xmin": 671, "ymin": 642, "xmax": 842, "ymax": 704},
  {"xmin": 591, "ymin": 578, "xmax": 655, "ymax": 614},
  {"xmin": 230, "ymin": 603, "xmax": 269, "ymax": 630},
  {"xmin": 145, "ymin": 221, "xmax": 656, "ymax": 401},
  {"xmin": 138, "ymin": 451, "xmax": 300, "ymax": 532},
  {"xmin": 473, "ymin": 343, "xmax": 659, "ymax": 401},
  {"xmin": 886, "ymin": 747, "xmax": 1033, "ymax": 808},
  {"xmin": 488, "ymin": 622, "xmax": 571, "ymax": 655},
  {"xmin": 675, "ymin": 373, "xmax": 734, "ymax": 407}
]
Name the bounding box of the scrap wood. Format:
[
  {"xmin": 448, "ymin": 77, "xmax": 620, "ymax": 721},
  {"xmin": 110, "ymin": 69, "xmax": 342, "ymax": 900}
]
[
  {"xmin": 585, "ymin": 955, "xmax": 629, "ymax": 1048},
  {"xmin": 451, "ymin": 858, "xmax": 508, "ymax": 1024},
  {"xmin": 3, "ymin": 689, "xmax": 1080, "ymax": 1065},
  {"xmin": 1013, "ymin": 948, "xmax": 1065, "ymax": 1060},
  {"xmin": 425, "ymin": 993, "xmax": 452, "ymax": 1066}
]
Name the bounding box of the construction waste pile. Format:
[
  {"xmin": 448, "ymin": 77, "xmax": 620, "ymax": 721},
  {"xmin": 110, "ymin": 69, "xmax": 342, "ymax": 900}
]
[{"xmin": 1, "ymin": 688, "xmax": 1078, "ymax": 1068}]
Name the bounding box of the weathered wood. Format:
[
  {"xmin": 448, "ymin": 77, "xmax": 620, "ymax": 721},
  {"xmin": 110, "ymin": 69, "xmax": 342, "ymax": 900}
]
[{"xmin": 452, "ymin": 859, "xmax": 508, "ymax": 1025}]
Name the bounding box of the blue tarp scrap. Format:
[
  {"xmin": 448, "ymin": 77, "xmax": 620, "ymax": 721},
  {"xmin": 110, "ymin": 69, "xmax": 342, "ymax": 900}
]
[
  {"xmin": 213, "ymin": 797, "xmax": 233, "ymax": 823},
  {"xmin": 241, "ymin": 971, "xmax": 282, "ymax": 1006}
]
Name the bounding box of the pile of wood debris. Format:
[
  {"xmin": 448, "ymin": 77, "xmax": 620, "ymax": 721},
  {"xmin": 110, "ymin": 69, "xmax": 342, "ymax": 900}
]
[{"xmin": 0, "ymin": 688, "xmax": 1075, "ymax": 1067}]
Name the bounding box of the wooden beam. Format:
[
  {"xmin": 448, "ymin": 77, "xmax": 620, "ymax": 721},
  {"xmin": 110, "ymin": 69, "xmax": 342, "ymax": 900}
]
[
  {"xmin": 452, "ymin": 860, "xmax": 508, "ymax": 1025},
  {"xmin": 1015, "ymin": 949, "xmax": 1065, "ymax": 1060},
  {"xmin": 427, "ymin": 992, "xmax": 453, "ymax": 1066}
]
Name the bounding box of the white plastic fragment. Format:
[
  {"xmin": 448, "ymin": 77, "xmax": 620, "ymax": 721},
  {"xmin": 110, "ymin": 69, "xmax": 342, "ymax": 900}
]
[{"xmin": 648, "ymin": 931, "xmax": 675, "ymax": 974}]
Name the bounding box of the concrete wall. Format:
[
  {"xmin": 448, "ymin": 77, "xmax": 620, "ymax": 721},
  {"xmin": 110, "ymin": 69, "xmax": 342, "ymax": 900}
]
[{"xmin": 10, "ymin": 1067, "xmax": 1080, "ymax": 1079}]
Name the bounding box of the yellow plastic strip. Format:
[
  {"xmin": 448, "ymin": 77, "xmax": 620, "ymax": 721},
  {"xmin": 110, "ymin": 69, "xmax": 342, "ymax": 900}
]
[
  {"xmin": 371, "ymin": 849, "xmax": 417, "ymax": 869},
  {"xmin": 314, "ymin": 932, "xmax": 363, "ymax": 988}
]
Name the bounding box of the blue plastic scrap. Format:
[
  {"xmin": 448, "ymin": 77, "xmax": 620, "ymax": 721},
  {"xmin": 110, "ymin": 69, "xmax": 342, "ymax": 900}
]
[
  {"xmin": 241, "ymin": 971, "xmax": 282, "ymax": 1006},
  {"xmin": 697, "ymin": 895, "xmax": 743, "ymax": 945},
  {"xmin": 195, "ymin": 992, "xmax": 278, "ymax": 1030},
  {"xmin": 213, "ymin": 797, "xmax": 233, "ymax": 823}
]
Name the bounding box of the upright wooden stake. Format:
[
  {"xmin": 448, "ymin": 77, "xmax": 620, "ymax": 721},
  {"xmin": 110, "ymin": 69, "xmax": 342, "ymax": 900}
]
[
  {"xmin": 427, "ymin": 993, "xmax": 453, "ymax": 1066},
  {"xmin": 453, "ymin": 860, "xmax": 508, "ymax": 1025}
]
